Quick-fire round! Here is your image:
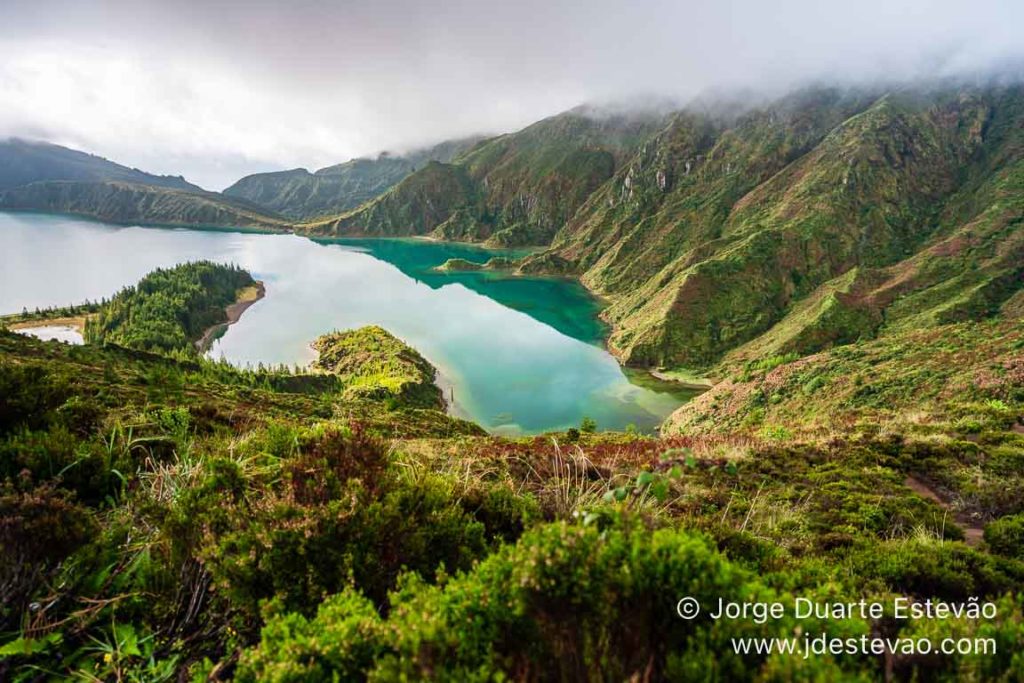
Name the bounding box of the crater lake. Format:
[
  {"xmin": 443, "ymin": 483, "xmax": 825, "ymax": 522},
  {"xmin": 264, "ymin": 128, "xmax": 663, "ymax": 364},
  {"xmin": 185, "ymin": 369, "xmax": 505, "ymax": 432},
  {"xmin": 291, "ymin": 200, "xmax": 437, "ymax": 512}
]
[{"xmin": 0, "ymin": 212, "xmax": 698, "ymax": 434}]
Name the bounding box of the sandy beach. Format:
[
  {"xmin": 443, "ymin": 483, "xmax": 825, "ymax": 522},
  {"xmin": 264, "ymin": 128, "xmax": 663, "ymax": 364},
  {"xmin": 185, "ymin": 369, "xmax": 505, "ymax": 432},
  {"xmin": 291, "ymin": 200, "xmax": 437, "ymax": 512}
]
[{"xmin": 195, "ymin": 280, "xmax": 265, "ymax": 352}]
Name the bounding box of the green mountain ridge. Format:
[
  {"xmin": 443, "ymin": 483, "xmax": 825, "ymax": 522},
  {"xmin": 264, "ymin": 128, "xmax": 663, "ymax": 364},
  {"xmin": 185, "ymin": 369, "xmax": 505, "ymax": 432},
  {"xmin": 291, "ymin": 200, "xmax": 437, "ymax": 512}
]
[
  {"xmin": 0, "ymin": 138, "xmax": 200, "ymax": 192},
  {"xmin": 0, "ymin": 180, "xmax": 290, "ymax": 230},
  {"xmin": 302, "ymin": 107, "xmax": 667, "ymax": 246},
  {"xmin": 222, "ymin": 137, "xmax": 484, "ymax": 220},
  {"xmin": 0, "ymin": 138, "xmax": 291, "ymax": 230},
  {"xmin": 3, "ymin": 84, "xmax": 1021, "ymax": 376},
  {"xmin": 297, "ymin": 84, "xmax": 1022, "ymax": 371}
]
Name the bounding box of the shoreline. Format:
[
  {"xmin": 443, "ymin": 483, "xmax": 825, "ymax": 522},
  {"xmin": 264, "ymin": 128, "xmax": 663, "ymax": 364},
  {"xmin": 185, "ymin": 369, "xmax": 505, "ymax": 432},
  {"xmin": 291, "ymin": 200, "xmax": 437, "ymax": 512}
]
[
  {"xmin": 195, "ymin": 280, "xmax": 266, "ymax": 352},
  {"xmin": 648, "ymin": 369, "xmax": 714, "ymax": 391}
]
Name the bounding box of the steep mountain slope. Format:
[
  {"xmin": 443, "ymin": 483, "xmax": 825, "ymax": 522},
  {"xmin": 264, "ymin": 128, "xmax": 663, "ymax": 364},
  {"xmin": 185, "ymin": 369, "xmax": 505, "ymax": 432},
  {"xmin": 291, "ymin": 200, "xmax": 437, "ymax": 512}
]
[
  {"xmin": 0, "ymin": 180, "xmax": 290, "ymax": 230},
  {"xmin": 223, "ymin": 137, "xmax": 483, "ymax": 220},
  {"xmin": 303, "ymin": 107, "xmax": 665, "ymax": 246},
  {"xmin": 302, "ymin": 160, "xmax": 482, "ymax": 238},
  {"xmin": 521, "ymin": 85, "xmax": 1024, "ymax": 369},
  {"xmin": 0, "ymin": 138, "xmax": 200, "ymax": 192}
]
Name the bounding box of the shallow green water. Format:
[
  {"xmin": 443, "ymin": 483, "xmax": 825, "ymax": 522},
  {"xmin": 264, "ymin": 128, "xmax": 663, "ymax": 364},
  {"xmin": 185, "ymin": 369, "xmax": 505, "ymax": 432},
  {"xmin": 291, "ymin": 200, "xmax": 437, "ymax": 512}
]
[{"xmin": 0, "ymin": 212, "xmax": 697, "ymax": 434}]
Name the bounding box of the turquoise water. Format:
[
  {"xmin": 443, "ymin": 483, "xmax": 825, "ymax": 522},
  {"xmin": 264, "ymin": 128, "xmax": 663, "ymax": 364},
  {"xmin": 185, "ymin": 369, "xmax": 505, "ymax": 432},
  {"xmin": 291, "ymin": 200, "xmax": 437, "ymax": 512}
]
[{"xmin": 0, "ymin": 212, "xmax": 697, "ymax": 434}]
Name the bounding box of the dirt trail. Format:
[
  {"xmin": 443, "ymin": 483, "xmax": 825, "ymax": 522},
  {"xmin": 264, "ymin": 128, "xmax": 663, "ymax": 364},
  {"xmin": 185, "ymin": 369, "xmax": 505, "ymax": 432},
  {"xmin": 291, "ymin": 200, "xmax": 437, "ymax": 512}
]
[{"xmin": 903, "ymin": 475, "xmax": 984, "ymax": 547}]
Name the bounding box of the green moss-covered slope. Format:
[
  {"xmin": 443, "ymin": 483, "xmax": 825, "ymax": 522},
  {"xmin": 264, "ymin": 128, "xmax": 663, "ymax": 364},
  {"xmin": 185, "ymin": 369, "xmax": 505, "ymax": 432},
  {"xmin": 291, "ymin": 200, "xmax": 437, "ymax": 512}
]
[
  {"xmin": 312, "ymin": 326, "xmax": 444, "ymax": 409},
  {"xmin": 306, "ymin": 161, "xmax": 484, "ymax": 238},
  {"xmin": 665, "ymin": 317, "xmax": 1023, "ymax": 437}
]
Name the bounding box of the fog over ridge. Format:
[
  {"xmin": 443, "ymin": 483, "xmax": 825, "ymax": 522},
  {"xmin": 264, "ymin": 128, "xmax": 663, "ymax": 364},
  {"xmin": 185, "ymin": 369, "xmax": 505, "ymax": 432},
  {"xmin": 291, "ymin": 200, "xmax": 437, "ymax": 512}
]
[{"xmin": 1, "ymin": 0, "xmax": 1021, "ymax": 189}]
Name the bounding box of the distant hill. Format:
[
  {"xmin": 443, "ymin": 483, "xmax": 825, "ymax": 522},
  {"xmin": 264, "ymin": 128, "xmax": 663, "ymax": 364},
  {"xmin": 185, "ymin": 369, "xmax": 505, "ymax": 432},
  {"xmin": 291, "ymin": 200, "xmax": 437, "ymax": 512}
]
[
  {"xmin": 0, "ymin": 180, "xmax": 290, "ymax": 230},
  {"xmin": 0, "ymin": 138, "xmax": 289, "ymax": 229},
  {"xmin": 302, "ymin": 108, "xmax": 666, "ymax": 246},
  {"xmin": 0, "ymin": 138, "xmax": 201, "ymax": 192},
  {"xmin": 223, "ymin": 137, "xmax": 484, "ymax": 220}
]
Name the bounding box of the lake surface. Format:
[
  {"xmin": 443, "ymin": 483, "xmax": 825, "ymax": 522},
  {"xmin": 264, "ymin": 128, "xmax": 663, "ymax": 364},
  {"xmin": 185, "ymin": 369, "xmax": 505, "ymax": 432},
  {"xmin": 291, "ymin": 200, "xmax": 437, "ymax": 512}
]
[
  {"xmin": 15, "ymin": 324, "xmax": 84, "ymax": 344},
  {"xmin": 0, "ymin": 212, "xmax": 697, "ymax": 434}
]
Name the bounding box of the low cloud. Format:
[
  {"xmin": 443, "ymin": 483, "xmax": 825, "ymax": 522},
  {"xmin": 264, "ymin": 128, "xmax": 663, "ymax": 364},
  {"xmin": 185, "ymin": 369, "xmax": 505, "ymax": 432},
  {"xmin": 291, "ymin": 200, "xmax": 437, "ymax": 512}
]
[{"xmin": 1, "ymin": 0, "xmax": 1021, "ymax": 189}]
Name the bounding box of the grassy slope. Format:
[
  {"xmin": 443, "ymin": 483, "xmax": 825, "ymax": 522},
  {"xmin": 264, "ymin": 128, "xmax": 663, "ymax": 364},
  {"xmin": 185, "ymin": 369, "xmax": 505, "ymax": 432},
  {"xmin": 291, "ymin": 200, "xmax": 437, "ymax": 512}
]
[
  {"xmin": 304, "ymin": 160, "xmax": 483, "ymax": 238},
  {"xmin": 667, "ymin": 319, "xmax": 1023, "ymax": 436},
  {"xmin": 663, "ymin": 317, "xmax": 1024, "ymax": 551}
]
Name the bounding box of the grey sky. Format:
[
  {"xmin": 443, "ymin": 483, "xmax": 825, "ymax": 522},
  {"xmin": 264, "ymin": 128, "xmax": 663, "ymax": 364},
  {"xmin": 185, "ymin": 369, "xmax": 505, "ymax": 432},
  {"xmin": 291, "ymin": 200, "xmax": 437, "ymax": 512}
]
[{"xmin": 1, "ymin": 0, "xmax": 1022, "ymax": 189}]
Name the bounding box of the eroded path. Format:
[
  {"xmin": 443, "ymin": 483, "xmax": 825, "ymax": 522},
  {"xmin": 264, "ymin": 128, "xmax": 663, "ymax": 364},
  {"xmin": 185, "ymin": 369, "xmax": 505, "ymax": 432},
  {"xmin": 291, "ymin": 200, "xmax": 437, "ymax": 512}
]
[{"xmin": 903, "ymin": 474, "xmax": 984, "ymax": 547}]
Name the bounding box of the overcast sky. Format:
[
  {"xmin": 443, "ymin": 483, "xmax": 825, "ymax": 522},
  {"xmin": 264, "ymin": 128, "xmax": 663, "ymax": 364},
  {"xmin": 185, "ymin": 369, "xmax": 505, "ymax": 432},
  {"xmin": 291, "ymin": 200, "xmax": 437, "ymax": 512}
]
[{"xmin": 2, "ymin": 0, "xmax": 1022, "ymax": 189}]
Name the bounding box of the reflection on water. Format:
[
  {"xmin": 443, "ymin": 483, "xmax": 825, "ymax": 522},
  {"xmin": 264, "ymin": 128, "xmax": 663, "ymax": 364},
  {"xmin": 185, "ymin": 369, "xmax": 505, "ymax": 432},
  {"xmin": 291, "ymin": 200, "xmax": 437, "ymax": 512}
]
[{"xmin": 0, "ymin": 212, "xmax": 698, "ymax": 434}]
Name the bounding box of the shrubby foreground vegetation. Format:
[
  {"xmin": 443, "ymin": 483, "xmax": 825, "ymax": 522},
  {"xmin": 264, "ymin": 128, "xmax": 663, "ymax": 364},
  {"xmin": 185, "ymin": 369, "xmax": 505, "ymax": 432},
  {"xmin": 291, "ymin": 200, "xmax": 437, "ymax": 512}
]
[{"xmin": 1, "ymin": 262, "xmax": 1022, "ymax": 680}]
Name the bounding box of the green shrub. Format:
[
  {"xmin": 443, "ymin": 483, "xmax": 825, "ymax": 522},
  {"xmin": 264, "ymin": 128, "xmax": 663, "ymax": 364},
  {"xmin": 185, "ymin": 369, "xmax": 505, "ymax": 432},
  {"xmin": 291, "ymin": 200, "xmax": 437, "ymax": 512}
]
[
  {"xmin": 802, "ymin": 375, "xmax": 827, "ymax": 395},
  {"xmin": 458, "ymin": 483, "xmax": 540, "ymax": 544},
  {"xmin": 0, "ymin": 426, "xmax": 122, "ymax": 505},
  {"xmin": 241, "ymin": 519, "xmax": 867, "ymax": 681},
  {"xmin": 0, "ymin": 484, "xmax": 95, "ymax": 629},
  {"xmin": 745, "ymin": 353, "xmax": 800, "ymax": 376},
  {"xmin": 849, "ymin": 539, "xmax": 1024, "ymax": 600},
  {"xmin": 236, "ymin": 591, "xmax": 386, "ymax": 682},
  {"xmin": 759, "ymin": 424, "xmax": 793, "ymax": 441},
  {"xmin": 985, "ymin": 513, "xmax": 1024, "ymax": 558},
  {"xmin": 0, "ymin": 362, "xmax": 72, "ymax": 433}
]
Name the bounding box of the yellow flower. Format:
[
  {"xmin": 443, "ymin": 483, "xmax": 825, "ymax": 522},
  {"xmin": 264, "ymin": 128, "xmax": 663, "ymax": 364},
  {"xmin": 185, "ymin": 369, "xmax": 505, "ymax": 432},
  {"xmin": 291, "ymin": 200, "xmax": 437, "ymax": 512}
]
[{"xmin": 103, "ymin": 653, "xmax": 113, "ymax": 664}]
